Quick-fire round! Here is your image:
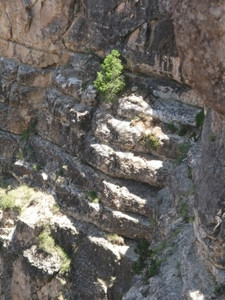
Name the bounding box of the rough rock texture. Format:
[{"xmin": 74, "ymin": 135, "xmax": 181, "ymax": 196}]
[
  {"xmin": 172, "ymin": 0, "xmax": 225, "ymax": 114},
  {"xmin": 0, "ymin": 0, "xmax": 224, "ymax": 299},
  {"xmin": 0, "ymin": 0, "xmax": 182, "ymax": 81},
  {"xmin": 172, "ymin": 0, "xmax": 225, "ymax": 292},
  {"xmin": 0, "ymin": 52, "xmax": 204, "ymax": 299}
]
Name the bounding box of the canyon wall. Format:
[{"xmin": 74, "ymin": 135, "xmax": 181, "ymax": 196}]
[
  {"xmin": 172, "ymin": 0, "xmax": 225, "ymax": 282},
  {"xmin": 0, "ymin": 0, "xmax": 224, "ymax": 299},
  {"xmin": 0, "ymin": 0, "xmax": 181, "ymax": 80}
]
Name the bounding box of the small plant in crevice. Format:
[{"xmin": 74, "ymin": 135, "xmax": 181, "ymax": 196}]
[
  {"xmin": 132, "ymin": 238, "xmax": 167, "ymax": 279},
  {"xmin": 145, "ymin": 257, "xmax": 166, "ymax": 279},
  {"xmin": 0, "ymin": 184, "xmax": 36, "ymax": 213},
  {"xmin": 139, "ymin": 133, "xmax": 161, "ymax": 151},
  {"xmin": 176, "ymin": 141, "xmax": 191, "ymax": 164},
  {"xmin": 214, "ymin": 284, "xmax": 225, "ymax": 296},
  {"xmin": 33, "ymin": 163, "xmax": 42, "ymax": 172},
  {"xmin": 149, "ymin": 215, "xmax": 158, "ymax": 230},
  {"xmin": 106, "ymin": 233, "xmax": 124, "ymax": 245},
  {"xmin": 178, "ymin": 202, "xmax": 189, "ymax": 222},
  {"xmin": 190, "ymin": 131, "xmax": 198, "ymax": 142},
  {"xmin": 177, "ymin": 199, "xmax": 194, "ymax": 223},
  {"xmin": 22, "ymin": 128, "xmax": 31, "ymax": 141},
  {"xmin": 132, "ymin": 239, "xmax": 152, "ymax": 275},
  {"xmin": 57, "ymin": 165, "xmax": 68, "ymax": 177},
  {"xmin": 16, "ymin": 148, "xmax": 25, "ymax": 160},
  {"xmin": 94, "ymin": 49, "xmax": 126, "ymax": 103},
  {"xmin": 22, "ymin": 119, "xmax": 38, "ymax": 141},
  {"xmin": 145, "ymin": 133, "xmax": 161, "ymax": 150},
  {"xmin": 167, "ymin": 123, "xmax": 177, "ymax": 133},
  {"xmin": 86, "ymin": 191, "xmax": 100, "ymax": 204},
  {"xmin": 132, "ymin": 229, "xmax": 183, "ymax": 280},
  {"xmin": 195, "ymin": 110, "xmax": 205, "ymax": 128},
  {"xmin": 0, "ymin": 192, "xmax": 20, "ymax": 211},
  {"xmin": 81, "ymin": 80, "xmax": 88, "ymax": 91},
  {"xmin": 178, "ymin": 124, "xmax": 189, "ymax": 136},
  {"xmin": 38, "ymin": 229, "xmax": 71, "ymax": 273}
]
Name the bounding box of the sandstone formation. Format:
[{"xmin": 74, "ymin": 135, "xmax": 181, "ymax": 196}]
[{"xmin": 0, "ymin": 0, "xmax": 224, "ymax": 299}]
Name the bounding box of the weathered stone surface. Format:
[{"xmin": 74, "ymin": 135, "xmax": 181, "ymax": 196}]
[
  {"xmin": 0, "ymin": 0, "xmax": 181, "ymax": 80},
  {"xmin": 172, "ymin": 0, "xmax": 225, "ymax": 290},
  {"xmin": 193, "ymin": 110, "xmax": 225, "ymax": 271},
  {"xmin": 82, "ymin": 137, "xmax": 172, "ymax": 187},
  {"xmin": 36, "ymin": 88, "xmax": 93, "ymax": 155},
  {"xmin": 11, "ymin": 256, "xmax": 63, "ymax": 300},
  {"xmin": 52, "ymin": 219, "xmax": 137, "ymax": 300},
  {"xmin": 0, "ymin": 176, "xmax": 138, "ymax": 300},
  {"xmin": 0, "ymin": 58, "xmax": 53, "ymax": 135},
  {"xmin": 0, "ymin": 58, "xmax": 19, "ymax": 81},
  {"xmin": 52, "ymin": 69, "xmax": 82, "ymax": 99},
  {"xmin": 93, "ymin": 110, "xmax": 187, "ymax": 159},
  {"xmin": 126, "ymin": 73, "xmax": 203, "ymax": 107},
  {"xmin": 9, "ymin": 82, "xmax": 45, "ymax": 110},
  {"xmin": 123, "ymin": 225, "xmax": 217, "ymax": 300},
  {"xmin": 172, "ymin": 0, "xmax": 225, "ymax": 114},
  {"xmin": 0, "ymin": 131, "xmax": 21, "ymax": 173},
  {"xmin": 61, "ymin": 189, "xmax": 152, "ymax": 240},
  {"xmin": 117, "ymin": 94, "xmax": 202, "ymax": 127},
  {"xmin": 0, "ymin": 51, "xmax": 207, "ymax": 300},
  {"xmin": 0, "ymin": 103, "xmax": 31, "ymax": 134},
  {"xmin": 17, "ymin": 64, "xmax": 52, "ymax": 87},
  {"xmin": 99, "ymin": 179, "xmax": 154, "ymax": 217}
]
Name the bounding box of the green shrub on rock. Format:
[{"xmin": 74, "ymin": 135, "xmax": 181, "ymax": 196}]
[{"xmin": 94, "ymin": 49, "xmax": 125, "ymax": 102}]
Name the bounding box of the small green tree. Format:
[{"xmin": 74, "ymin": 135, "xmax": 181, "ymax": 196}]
[{"xmin": 94, "ymin": 49, "xmax": 125, "ymax": 102}]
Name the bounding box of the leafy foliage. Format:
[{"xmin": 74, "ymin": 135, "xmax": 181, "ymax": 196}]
[
  {"xmin": 94, "ymin": 49, "xmax": 125, "ymax": 102},
  {"xmin": 146, "ymin": 134, "xmax": 160, "ymax": 150},
  {"xmin": 86, "ymin": 191, "xmax": 100, "ymax": 203}
]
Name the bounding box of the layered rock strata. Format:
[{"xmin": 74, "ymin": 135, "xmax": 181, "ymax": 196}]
[
  {"xmin": 0, "ymin": 53, "xmax": 203, "ymax": 299},
  {"xmin": 0, "ymin": 0, "xmax": 224, "ymax": 299}
]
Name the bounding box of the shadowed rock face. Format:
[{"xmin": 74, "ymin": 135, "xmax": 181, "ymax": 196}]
[
  {"xmin": 172, "ymin": 0, "xmax": 225, "ymax": 274},
  {"xmin": 172, "ymin": 0, "xmax": 225, "ymax": 114}
]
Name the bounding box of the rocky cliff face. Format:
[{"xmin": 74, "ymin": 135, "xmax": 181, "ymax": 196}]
[
  {"xmin": 0, "ymin": 0, "xmax": 182, "ymax": 81},
  {"xmin": 173, "ymin": 0, "xmax": 225, "ymax": 293},
  {"xmin": 0, "ymin": 0, "xmax": 224, "ymax": 299}
]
